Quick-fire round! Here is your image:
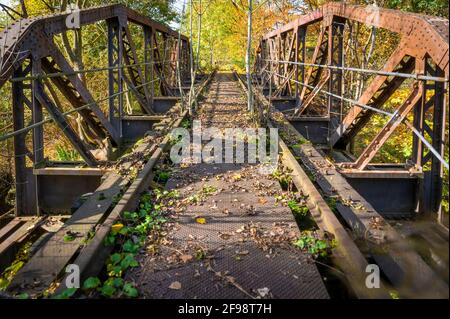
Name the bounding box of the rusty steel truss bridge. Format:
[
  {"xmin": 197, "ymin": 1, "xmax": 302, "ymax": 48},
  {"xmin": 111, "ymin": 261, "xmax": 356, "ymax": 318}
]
[{"xmin": 0, "ymin": 2, "xmax": 448, "ymax": 299}]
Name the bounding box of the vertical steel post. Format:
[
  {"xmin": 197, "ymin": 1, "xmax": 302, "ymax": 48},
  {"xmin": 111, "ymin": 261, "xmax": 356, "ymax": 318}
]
[
  {"xmin": 144, "ymin": 26, "xmax": 154, "ymax": 108},
  {"xmin": 12, "ymin": 65, "xmax": 31, "ymax": 216},
  {"xmin": 32, "ymin": 57, "xmax": 44, "ymax": 165},
  {"xmin": 430, "ymin": 66, "xmax": 446, "ymax": 220},
  {"xmin": 296, "ymin": 26, "xmax": 306, "ymax": 107},
  {"xmin": 327, "ymin": 18, "xmax": 344, "ymax": 140},
  {"xmin": 107, "ymin": 18, "xmax": 124, "ymax": 139}
]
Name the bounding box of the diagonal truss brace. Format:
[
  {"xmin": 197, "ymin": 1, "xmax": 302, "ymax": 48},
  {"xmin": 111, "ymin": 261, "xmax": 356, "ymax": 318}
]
[
  {"xmin": 345, "ymin": 82, "xmax": 424, "ymax": 170},
  {"xmin": 34, "ymin": 82, "xmax": 98, "ymax": 166}
]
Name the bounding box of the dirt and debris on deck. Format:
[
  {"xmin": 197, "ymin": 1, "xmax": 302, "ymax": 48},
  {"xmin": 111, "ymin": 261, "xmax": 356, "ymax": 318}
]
[{"xmin": 126, "ymin": 73, "xmax": 329, "ymax": 299}]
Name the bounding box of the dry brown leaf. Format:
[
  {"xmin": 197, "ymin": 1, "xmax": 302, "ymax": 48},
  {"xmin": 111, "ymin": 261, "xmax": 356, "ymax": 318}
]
[
  {"xmin": 180, "ymin": 254, "xmax": 193, "ymax": 263},
  {"xmin": 258, "ymin": 197, "xmax": 268, "ymax": 204},
  {"xmin": 169, "ymin": 281, "xmax": 182, "ymax": 290}
]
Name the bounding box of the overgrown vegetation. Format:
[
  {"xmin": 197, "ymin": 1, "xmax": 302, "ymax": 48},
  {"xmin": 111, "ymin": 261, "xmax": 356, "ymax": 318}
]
[
  {"xmin": 55, "ymin": 145, "xmax": 81, "ymax": 162},
  {"xmin": 55, "ymin": 190, "xmax": 170, "ymax": 299},
  {"xmin": 293, "ymin": 231, "xmax": 337, "ymax": 259},
  {"xmin": 0, "ymin": 241, "xmax": 33, "ymax": 291}
]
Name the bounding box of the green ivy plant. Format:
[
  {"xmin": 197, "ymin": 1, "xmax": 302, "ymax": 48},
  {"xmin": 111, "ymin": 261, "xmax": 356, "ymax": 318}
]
[
  {"xmin": 97, "ymin": 191, "xmax": 169, "ymax": 298},
  {"xmin": 293, "ymin": 232, "xmax": 337, "ymax": 259}
]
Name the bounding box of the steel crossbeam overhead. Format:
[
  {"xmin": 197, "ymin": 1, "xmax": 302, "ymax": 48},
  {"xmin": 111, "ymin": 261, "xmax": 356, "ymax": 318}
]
[
  {"xmin": 0, "ymin": 4, "xmax": 192, "ymax": 216},
  {"xmin": 255, "ymin": 2, "xmax": 449, "ymax": 219}
]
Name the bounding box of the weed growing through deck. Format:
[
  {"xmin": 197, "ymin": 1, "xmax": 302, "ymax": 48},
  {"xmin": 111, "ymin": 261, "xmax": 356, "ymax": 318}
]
[
  {"xmin": 293, "ymin": 231, "xmax": 337, "ymax": 259},
  {"xmin": 271, "ymin": 168, "xmax": 293, "ymax": 191},
  {"xmin": 288, "ymin": 200, "xmax": 309, "ymax": 218},
  {"xmin": 201, "ymin": 185, "xmax": 217, "ymax": 196},
  {"xmin": 0, "ymin": 241, "xmax": 33, "ymax": 291},
  {"xmin": 181, "ymin": 119, "xmax": 192, "ymax": 129},
  {"xmin": 154, "ymin": 170, "xmax": 172, "ymax": 184}
]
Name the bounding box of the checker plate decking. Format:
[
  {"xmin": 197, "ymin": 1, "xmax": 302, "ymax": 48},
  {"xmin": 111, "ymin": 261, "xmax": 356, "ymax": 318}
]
[{"xmin": 126, "ymin": 73, "xmax": 329, "ymax": 299}]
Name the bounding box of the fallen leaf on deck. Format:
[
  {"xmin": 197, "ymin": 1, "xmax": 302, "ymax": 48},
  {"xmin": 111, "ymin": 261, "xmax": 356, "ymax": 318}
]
[
  {"xmin": 258, "ymin": 198, "xmax": 268, "ymax": 204},
  {"xmin": 180, "ymin": 255, "xmax": 193, "ymax": 263},
  {"xmin": 169, "ymin": 281, "xmax": 182, "ymax": 290},
  {"xmin": 196, "ymin": 217, "xmax": 207, "ymax": 224},
  {"xmin": 257, "ymin": 287, "xmax": 270, "ymax": 298},
  {"xmin": 233, "ymin": 174, "xmax": 242, "ymax": 181},
  {"xmin": 219, "ymin": 232, "xmax": 233, "ymax": 240}
]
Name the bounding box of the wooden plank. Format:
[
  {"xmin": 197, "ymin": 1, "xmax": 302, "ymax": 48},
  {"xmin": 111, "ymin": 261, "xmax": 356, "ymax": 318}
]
[
  {"xmin": 56, "ymin": 114, "xmax": 186, "ymax": 293},
  {"xmin": 0, "ymin": 218, "xmax": 43, "ymax": 253}
]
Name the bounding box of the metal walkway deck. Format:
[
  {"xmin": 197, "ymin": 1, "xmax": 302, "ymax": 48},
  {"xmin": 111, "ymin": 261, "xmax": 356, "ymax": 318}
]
[{"xmin": 126, "ymin": 73, "xmax": 329, "ymax": 299}]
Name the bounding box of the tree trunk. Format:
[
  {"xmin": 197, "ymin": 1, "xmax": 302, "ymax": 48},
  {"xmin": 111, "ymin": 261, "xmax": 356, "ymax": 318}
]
[
  {"xmin": 196, "ymin": 0, "xmax": 202, "ymax": 72},
  {"xmin": 188, "ymin": 0, "xmax": 196, "ymax": 114},
  {"xmin": 246, "ymin": 0, "xmax": 253, "ymax": 113},
  {"xmin": 177, "ymin": 0, "xmax": 187, "ymax": 111}
]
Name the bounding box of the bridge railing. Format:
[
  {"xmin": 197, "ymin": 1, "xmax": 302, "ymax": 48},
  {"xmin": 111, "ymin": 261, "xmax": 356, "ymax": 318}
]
[
  {"xmin": 0, "ymin": 4, "xmax": 191, "ymax": 216},
  {"xmin": 254, "ymin": 2, "xmax": 449, "ymax": 219}
]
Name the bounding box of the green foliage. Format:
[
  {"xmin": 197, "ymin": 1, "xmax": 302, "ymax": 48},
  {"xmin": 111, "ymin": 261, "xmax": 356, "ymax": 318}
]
[
  {"xmin": 384, "ymin": 0, "xmax": 448, "ymax": 17},
  {"xmin": 0, "ymin": 241, "xmax": 32, "ymax": 291},
  {"xmin": 287, "ymin": 200, "xmax": 315, "ymax": 229},
  {"xmin": 17, "ymin": 293, "xmax": 29, "ymax": 299},
  {"xmin": 123, "ymin": 283, "xmax": 138, "ymax": 298},
  {"xmin": 271, "ymin": 169, "xmax": 292, "ymax": 190},
  {"xmin": 201, "ymin": 185, "xmax": 217, "ymax": 195},
  {"xmin": 100, "ymin": 284, "xmax": 116, "ymax": 298},
  {"xmin": 83, "ymin": 277, "xmax": 101, "ymax": 290},
  {"xmin": 293, "ymin": 232, "xmax": 337, "ymax": 258},
  {"xmin": 155, "ymin": 170, "xmax": 171, "ymax": 184},
  {"xmin": 63, "ymin": 234, "xmax": 76, "ymax": 242},
  {"xmin": 181, "ymin": 119, "xmax": 192, "ymax": 129},
  {"xmin": 98, "ymin": 192, "xmax": 167, "ymax": 298},
  {"xmin": 55, "ymin": 145, "xmax": 81, "ymax": 162},
  {"xmin": 326, "ymin": 197, "xmax": 338, "ymax": 213},
  {"xmin": 288, "ymin": 200, "xmax": 309, "ymax": 218},
  {"xmin": 53, "ymin": 288, "xmax": 78, "ymax": 299},
  {"xmin": 389, "ymin": 290, "xmax": 401, "ymax": 299}
]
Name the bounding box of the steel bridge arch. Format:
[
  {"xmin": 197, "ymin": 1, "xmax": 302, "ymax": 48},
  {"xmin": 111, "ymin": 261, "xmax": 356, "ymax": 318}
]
[{"xmin": 255, "ymin": 2, "xmax": 449, "ymax": 218}]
